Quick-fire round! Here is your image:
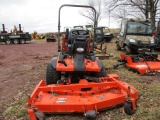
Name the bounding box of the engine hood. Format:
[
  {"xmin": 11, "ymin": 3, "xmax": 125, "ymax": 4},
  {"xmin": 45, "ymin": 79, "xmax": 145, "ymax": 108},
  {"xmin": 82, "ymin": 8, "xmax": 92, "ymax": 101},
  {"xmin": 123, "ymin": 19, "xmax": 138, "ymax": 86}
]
[{"xmin": 126, "ymin": 35, "xmax": 153, "ymax": 42}]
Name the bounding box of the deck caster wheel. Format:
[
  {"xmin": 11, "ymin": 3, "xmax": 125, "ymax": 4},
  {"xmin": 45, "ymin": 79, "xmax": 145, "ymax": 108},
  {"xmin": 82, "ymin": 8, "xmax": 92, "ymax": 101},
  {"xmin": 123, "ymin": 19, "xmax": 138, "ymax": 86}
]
[
  {"xmin": 124, "ymin": 102, "xmax": 135, "ymax": 115},
  {"xmin": 113, "ymin": 63, "xmax": 119, "ymax": 69},
  {"xmin": 85, "ymin": 110, "xmax": 96, "ymax": 120},
  {"xmin": 34, "ymin": 110, "xmax": 46, "ymax": 120}
]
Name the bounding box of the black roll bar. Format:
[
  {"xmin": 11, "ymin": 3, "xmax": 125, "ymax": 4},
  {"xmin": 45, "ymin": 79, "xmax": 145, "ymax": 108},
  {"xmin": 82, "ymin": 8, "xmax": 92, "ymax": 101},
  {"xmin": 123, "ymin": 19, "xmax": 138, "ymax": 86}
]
[{"xmin": 58, "ymin": 4, "xmax": 97, "ymax": 52}]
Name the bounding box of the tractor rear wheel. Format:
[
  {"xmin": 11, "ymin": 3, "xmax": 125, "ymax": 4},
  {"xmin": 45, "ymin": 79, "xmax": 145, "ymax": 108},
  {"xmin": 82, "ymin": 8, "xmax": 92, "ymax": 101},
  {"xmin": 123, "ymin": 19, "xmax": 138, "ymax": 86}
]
[
  {"xmin": 95, "ymin": 65, "xmax": 106, "ymax": 77},
  {"xmin": 46, "ymin": 63, "xmax": 60, "ymax": 85}
]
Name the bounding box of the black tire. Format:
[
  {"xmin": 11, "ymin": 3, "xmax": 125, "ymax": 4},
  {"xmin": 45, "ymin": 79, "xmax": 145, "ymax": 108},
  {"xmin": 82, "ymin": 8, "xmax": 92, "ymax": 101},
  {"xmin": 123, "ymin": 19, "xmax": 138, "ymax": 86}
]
[
  {"xmin": 95, "ymin": 65, "xmax": 106, "ymax": 77},
  {"xmin": 5, "ymin": 39, "xmax": 12, "ymax": 44},
  {"xmin": 116, "ymin": 44, "xmax": 121, "ymax": 51},
  {"xmin": 155, "ymin": 36, "xmax": 160, "ymax": 46},
  {"xmin": 46, "ymin": 63, "xmax": 60, "ymax": 85},
  {"xmin": 124, "ymin": 102, "xmax": 134, "ymax": 115},
  {"xmin": 20, "ymin": 39, "xmax": 26, "ymax": 44},
  {"xmin": 124, "ymin": 46, "xmax": 131, "ymax": 55},
  {"xmin": 34, "ymin": 111, "xmax": 46, "ymax": 120},
  {"xmin": 13, "ymin": 39, "xmax": 19, "ymax": 44},
  {"xmin": 85, "ymin": 110, "xmax": 96, "ymax": 120},
  {"xmin": 46, "ymin": 39, "xmax": 50, "ymax": 42}
]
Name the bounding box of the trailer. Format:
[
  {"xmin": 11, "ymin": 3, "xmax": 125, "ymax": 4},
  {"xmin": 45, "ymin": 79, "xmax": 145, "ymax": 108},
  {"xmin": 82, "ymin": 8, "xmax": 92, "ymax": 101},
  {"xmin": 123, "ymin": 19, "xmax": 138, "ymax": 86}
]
[{"xmin": 0, "ymin": 24, "xmax": 31, "ymax": 44}]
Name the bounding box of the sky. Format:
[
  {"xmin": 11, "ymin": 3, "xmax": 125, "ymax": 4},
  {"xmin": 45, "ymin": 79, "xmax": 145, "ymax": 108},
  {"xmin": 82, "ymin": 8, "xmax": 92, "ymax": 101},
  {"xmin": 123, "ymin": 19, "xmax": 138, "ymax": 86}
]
[{"xmin": 0, "ymin": 0, "xmax": 119, "ymax": 33}]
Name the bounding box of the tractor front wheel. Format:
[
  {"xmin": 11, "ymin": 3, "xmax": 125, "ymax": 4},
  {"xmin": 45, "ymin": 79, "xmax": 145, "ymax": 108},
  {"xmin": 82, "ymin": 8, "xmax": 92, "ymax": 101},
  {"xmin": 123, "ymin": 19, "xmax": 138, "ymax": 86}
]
[
  {"xmin": 46, "ymin": 62, "xmax": 60, "ymax": 85},
  {"xmin": 95, "ymin": 65, "xmax": 106, "ymax": 77}
]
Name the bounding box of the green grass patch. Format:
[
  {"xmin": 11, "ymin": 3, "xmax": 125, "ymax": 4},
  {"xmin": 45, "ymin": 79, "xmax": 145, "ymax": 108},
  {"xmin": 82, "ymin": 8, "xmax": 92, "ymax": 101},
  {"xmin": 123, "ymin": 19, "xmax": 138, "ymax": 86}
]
[{"xmin": 2, "ymin": 95, "xmax": 28, "ymax": 119}]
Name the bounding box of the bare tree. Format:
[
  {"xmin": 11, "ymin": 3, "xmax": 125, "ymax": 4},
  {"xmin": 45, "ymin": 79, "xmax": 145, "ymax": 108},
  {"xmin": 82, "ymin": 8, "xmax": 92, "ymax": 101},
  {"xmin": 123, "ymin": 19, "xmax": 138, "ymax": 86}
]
[
  {"xmin": 80, "ymin": 0, "xmax": 102, "ymax": 26},
  {"xmin": 104, "ymin": 0, "xmax": 160, "ymax": 30}
]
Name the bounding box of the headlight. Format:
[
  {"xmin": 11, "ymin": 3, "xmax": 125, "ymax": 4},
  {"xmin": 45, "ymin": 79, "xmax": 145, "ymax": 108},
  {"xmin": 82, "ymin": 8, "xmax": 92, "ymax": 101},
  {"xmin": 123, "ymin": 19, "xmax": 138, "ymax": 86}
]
[
  {"xmin": 129, "ymin": 39, "xmax": 136, "ymax": 43},
  {"xmin": 76, "ymin": 47, "xmax": 84, "ymax": 53},
  {"xmin": 150, "ymin": 39, "xmax": 154, "ymax": 44}
]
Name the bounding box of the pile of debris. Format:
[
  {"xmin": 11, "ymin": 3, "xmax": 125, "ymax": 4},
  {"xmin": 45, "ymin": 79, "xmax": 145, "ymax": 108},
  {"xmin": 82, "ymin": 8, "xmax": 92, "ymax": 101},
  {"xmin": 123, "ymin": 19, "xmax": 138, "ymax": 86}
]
[
  {"xmin": 31, "ymin": 31, "xmax": 45, "ymax": 40},
  {"xmin": 45, "ymin": 33, "xmax": 57, "ymax": 42}
]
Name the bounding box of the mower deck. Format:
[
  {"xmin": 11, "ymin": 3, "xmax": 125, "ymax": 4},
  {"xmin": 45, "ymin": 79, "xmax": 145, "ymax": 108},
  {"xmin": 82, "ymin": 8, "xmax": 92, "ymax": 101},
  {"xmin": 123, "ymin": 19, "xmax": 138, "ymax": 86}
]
[
  {"xmin": 119, "ymin": 53, "xmax": 160, "ymax": 75},
  {"xmin": 27, "ymin": 74, "xmax": 138, "ymax": 119}
]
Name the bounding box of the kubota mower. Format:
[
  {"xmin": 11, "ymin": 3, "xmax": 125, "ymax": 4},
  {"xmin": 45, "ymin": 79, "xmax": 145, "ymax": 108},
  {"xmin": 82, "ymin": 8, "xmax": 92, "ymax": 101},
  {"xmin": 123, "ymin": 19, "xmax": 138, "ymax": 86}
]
[
  {"xmin": 114, "ymin": 52, "xmax": 160, "ymax": 75},
  {"xmin": 27, "ymin": 4, "xmax": 138, "ymax": 120}
]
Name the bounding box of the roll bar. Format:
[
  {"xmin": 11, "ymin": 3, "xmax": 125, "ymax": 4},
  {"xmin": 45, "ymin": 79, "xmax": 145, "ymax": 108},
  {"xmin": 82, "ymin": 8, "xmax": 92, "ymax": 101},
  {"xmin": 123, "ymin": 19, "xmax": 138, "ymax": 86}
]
[{"xmin": 58, "ymin": 4, "xmax": 97, "ymax": 52}]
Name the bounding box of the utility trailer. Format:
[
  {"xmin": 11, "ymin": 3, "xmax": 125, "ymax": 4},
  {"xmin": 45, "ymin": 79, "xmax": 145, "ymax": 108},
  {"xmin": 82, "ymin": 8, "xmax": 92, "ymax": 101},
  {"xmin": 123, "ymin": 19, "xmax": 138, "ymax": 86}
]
[{"xmin": 0, "ymin": 24, "xmax": 31, "ymax": 44}]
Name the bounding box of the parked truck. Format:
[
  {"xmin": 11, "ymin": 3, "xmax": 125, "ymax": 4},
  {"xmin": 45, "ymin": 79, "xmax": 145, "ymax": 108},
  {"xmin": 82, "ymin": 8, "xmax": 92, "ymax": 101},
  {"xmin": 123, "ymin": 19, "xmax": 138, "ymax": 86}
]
[
  {"xmin": 0, "ymin": 24, "xmax": 31, "ymax": 44},
  {"xmin": 116, "ymin": 18, "xmax": 156, "ymax": 54}
]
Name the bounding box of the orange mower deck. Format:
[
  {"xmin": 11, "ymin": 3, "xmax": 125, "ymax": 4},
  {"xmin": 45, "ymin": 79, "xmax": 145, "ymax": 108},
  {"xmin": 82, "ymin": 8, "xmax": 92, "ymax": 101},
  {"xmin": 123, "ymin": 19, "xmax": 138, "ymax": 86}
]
[
  {"xmin": 27, "ymin": 74, "xmax": 138, "ymax": 120},
  {"xmin": 119, "ymin": 53, "xmax": 160, "ymax": 75}
]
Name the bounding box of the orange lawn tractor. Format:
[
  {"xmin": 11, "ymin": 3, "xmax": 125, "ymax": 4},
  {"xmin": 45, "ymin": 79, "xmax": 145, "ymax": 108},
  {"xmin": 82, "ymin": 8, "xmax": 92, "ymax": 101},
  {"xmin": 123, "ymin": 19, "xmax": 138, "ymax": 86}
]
[
  {"xmin": 27, "ymin": 4, "xmax": 138, "ymax": 120},
  {"xmin": 114, "ymin": 52, "xmax": 160, "ymax": 75}
]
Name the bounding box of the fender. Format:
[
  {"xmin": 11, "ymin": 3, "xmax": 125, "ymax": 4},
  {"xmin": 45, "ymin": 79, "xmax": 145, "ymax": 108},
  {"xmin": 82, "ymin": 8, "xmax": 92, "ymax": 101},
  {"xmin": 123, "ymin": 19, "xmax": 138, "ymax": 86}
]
[
  {"xmin": 96, "ymin": 58, "xmax": 103, "ymax": 69},
  {"xmin": 51, "ymin": 57, "xmax": 58, "ymax": 69}
]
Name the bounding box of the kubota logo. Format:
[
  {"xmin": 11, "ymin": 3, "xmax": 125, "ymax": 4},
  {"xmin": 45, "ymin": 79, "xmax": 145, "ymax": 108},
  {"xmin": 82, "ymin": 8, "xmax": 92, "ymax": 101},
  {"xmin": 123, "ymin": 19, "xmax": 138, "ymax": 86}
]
[
  {"xmin": 76, "ymin": 47, "xmax": 84, "ymax": 52},
  {"xmin": 136, "ymin": 65, "xmax": 147, "ymax": 68}
]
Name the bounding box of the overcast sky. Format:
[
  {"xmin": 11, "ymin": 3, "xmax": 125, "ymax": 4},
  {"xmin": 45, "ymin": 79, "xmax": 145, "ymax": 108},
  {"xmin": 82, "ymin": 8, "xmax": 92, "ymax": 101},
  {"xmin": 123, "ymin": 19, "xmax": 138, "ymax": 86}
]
[{"xmin": 0, "ymin": 0, "xmax": 119, "ymax": 33}]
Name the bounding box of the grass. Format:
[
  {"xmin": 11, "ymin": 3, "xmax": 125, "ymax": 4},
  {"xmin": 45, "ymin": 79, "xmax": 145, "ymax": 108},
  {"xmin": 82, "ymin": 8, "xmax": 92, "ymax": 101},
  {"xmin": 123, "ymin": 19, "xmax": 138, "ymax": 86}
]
[
  {"xmin": 1, "ymin": 39, "xmax": 160, "ymax": 120},
  {"xmin": 2, "ymin": 95, "xmax": 28, "ymax": 120}
]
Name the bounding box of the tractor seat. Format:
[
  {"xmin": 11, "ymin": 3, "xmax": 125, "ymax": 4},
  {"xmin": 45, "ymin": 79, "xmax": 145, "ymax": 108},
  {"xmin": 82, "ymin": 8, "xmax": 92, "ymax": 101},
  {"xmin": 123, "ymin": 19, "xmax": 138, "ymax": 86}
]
[
  {"xmin": 67, "ymin": 29, "xmax": 90, "ymax": 54},
  {"xmin": 72, "ymin": 35, "xmax": 89, "ymax": 54},
  {"xmin": 68, "ymin": 29, "xmax": 89, "ymax": 43}
]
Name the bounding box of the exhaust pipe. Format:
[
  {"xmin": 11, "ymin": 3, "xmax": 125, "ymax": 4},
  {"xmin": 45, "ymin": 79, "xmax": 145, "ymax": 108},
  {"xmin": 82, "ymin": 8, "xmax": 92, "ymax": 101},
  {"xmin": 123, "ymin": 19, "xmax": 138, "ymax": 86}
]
[
  {"xmin": 1, "ymin": 24, "xmax": 7, "ymax": 33},
  {"xmin": 19, "ymin": 24, "xmax": 22, "ymax": 32},
  {"xmin": 2, "ymin": 24, "xmax": 5, "ymax": 32}
]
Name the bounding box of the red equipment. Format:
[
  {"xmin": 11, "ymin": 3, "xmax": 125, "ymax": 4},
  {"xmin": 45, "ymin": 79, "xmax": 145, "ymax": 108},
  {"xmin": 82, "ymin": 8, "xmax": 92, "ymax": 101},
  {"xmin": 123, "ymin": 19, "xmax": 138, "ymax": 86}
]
[
  {"xmin": 27, "ymin": 74, "xmax": 138, "ymax": 119},
  {"xmin": 114, "ymin": 52, "xmax": 160, "ymax": 75},
  {"xmin": 27, "ymin": 4, "xmax": 138, "ymax": 120}
]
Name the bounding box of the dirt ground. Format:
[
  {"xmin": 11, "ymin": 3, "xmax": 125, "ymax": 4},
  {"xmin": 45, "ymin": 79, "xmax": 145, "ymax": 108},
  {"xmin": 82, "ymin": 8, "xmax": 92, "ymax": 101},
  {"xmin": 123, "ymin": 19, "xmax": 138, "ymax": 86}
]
[{"xmin": 0, "ymin": 41, "xmax": 58, "ymax": 100}]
